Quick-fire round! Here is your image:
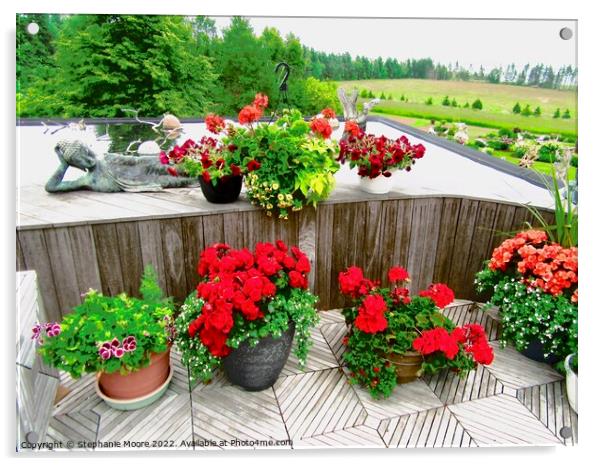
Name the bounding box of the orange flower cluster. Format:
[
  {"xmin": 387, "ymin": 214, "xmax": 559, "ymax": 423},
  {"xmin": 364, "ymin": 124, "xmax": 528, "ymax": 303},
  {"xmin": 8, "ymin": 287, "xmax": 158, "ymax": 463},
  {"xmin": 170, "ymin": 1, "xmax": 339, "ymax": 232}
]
[{"xmin": 489, "ymin": 230, "xmax": 577, "ymax": 301}]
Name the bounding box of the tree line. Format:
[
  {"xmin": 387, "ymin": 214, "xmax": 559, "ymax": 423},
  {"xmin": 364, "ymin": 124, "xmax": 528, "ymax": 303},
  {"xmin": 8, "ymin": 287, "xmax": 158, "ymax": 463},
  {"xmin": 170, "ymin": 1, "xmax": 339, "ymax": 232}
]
[
  {"xmin": 306, "ymin": 51, "xmax": 577, "ymax": 89},
  {"xmin": 17, "ymin": 14, "xmax": 339, "ymax": 118},
  {"xmin": 16, "ymin": 14, "xmax": 577, "ymax": 119}
]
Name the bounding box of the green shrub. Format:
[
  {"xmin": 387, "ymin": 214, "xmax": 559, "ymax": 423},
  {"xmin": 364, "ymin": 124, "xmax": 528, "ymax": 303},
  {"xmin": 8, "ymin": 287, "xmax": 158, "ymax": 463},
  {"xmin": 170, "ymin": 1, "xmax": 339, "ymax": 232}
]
[
  {"xmin": 487, "ymin": 139, "xmax": 510, "ymax": 151},
  {"xmin": 451, "ymin": 98, "xmax": 458, "ymax": 107},
  {"xmin": 380, "ymin": 91, "xmax": 387, "ymax": 100},
  {"xmin": 474, "ymin": 139, "xmax": 487, "ymax": 148},
  {"xmin": 498, "ymin": 128, "xmax": 515, "ymax": 139},
  {"xmin": 512, "ymin": 102, "xmax": 521, "ymax": 114},
  {"xmin": 534, "ymin": 106, "xmax": 542, "ymax": 117},
  {"xmin": 553, "ymin": 108, "xmax": 561, "ymax": 118},
  {"xmin": 425, "ymin": 97, "xmax": 433, "ymax": 105},
  {"xmin": 570, "ymin": 156, "xmax": 578, "ymax": 167},
  {"xmin": 463, "ymin": 102, "xmax": 469, "ymax": 108},
  {"xmin": 471, "ymin": 98, "xmax": 483, "ymax": 110},
  {"xmin": 512, "ymin": 144, "xmax": 529, "ymax": 157},
  {"xmin": 562, "ymin": 109, "xmax": 571, "ymax": 119},
  {"xmin": 537, "ymin": 142, "xmax": 561, "ymax": 163},
  {"xmin": 442, "ymin": 95, "xmax": 450, "ymax": 106},
  {"xmin": 360, "ymin": 89, "xmax": 369, "ymax": 98}
]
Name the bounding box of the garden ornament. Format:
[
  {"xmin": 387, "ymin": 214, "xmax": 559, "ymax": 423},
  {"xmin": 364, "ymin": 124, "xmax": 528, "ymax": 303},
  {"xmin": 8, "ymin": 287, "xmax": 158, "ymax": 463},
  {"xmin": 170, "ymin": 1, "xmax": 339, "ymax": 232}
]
[
  {"xmin": 45, "ymin": 140, "xmax": 197, "ymax": 193},
  {"xmin": 337, "ymin": 87, "xmax": 380, "ymax": 133}
]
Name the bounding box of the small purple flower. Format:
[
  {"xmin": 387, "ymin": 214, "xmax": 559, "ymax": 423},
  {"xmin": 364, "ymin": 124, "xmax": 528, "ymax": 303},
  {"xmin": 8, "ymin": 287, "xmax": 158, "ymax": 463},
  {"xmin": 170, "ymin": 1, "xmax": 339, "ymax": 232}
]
[
  {"xmin": 45, "ymin": 323, "xmax": 61, "ymax": 337},
  {"xmin": 112, "ymin": 347, "xmax": 125, "ymax": 358},
  {"xmin": 32, "ymin": 323, "xmax": 42, "ymax": 341},
  {"xmin": 110, "ymin": 338, "xmax": 120, "ymax": 349},
  {"xmin": 99, "ymin": 342, "xmax": 112, "ymax": 360},
  {"xmin": 159, "ymin": 151, "xmax": 169, "ymax": 165},
  {"xmin": 122, "ymin": 336, "xmax": 137, "ymax": 352}
]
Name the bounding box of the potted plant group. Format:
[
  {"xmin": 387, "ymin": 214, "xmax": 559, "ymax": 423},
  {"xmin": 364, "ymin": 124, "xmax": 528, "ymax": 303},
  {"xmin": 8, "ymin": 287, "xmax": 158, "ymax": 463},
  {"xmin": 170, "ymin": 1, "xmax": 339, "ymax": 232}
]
[
  {"xmin": 475, "ymin": 229, "xmax": 578, "ymax": 365},
  {"xmin": 174, "ymin": 240, "xmax": 319, "ymax": 391},
  {"xmin": 33, "ymin": 267, "xmax": 175, "ymax": 410},
  {"xmin": 338, "ymin": 265, "xmax": 494, "ymax": 399},
  {"xmin": 338, "ymin": 121, "xmax": 426, "ymax": 194}
]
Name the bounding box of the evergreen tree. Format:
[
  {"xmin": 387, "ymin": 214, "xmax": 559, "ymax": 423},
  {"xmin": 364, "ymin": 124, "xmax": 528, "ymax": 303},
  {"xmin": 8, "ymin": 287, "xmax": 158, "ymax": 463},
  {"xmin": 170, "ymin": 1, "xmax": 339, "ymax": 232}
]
[
  {"xmin": 425, "ymin": 97, "xmax": 433, "ymax": 105},
  {"xmin": 16, "ymin": 14, "xmax": 61, "ymax": 92},
  {"xmin": 463, "ymin": 102, "xmax": 469, "ymax": 108},
  {"xmin": 379, "ymin": 91, "xmax": 387, "ymax": 100},
  {"xmin": 471, "ymin": 98, "xmax": 483, "ymax": 110},
  {"xmin": 442, "ymin": 95, "xmax": 450, "ymax": 106},
  {"xmin": 213, "ymin": 17, "xmax": 274, "ymax": 115},
  {"xmin": 20, "ymin": 15, "xmax": 216, "ymax": 117},
  {"xmin": 553, "ymin": 108, "xmax": 561, "ymax": 118},
  {"xmin": 521, "ymin": 104, "xmax": 532, "ymax": 116},
  {"xmin": 512, "ymin": 102, "xmax": 521, "ymax": 114},
  {"xmin": 451, "ymin": 98, "xmax": 458, "ymax": 107},
  {"xmin": 534, "ymin": 106, "xmax": 542, "ymax": 116},
  {"xmin": 562, "ymin": 109, "xmax": 571, "ymax": 119}
]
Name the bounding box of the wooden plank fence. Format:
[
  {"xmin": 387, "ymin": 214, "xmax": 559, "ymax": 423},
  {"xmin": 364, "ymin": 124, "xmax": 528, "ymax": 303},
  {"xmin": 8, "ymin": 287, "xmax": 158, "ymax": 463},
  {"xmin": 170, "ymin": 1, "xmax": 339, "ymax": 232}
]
[{"xmin": 16, "ymin": 195, "xmax": 553, "ymax": 320}]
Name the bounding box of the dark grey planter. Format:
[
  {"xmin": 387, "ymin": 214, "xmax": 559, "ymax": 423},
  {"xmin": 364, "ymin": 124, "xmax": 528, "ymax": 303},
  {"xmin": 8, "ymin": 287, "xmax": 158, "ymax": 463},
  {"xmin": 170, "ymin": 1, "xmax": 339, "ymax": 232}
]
[
  {"xmin": 519, "ymin": 339, "xmax": 561, "ymax": 365},
  {"xmin": 223, "ymin": 323, "xmax": 295, "ymax": 391}
]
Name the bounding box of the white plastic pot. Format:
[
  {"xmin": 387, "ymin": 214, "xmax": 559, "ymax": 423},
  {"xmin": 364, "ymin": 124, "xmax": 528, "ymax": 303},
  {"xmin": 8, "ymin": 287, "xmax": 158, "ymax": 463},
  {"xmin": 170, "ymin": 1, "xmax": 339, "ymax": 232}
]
[
  {"xmin": 358, "ymin": 174, "xmax": 395, "ymax": 194},
  {"xmin": 564, "ymin": 354, "xmax": 578, "ymax": 413}
]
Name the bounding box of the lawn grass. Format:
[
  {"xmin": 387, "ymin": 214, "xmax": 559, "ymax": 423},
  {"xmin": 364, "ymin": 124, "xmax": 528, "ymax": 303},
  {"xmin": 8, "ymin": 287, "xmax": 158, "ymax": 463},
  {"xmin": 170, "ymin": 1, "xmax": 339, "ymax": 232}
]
[
  {"xmin": 379, "ymin": 114, "xmax": 576, "ymax": 181},
  {"xmin": 338, "ymin": 78, "xmax": 577, "ymax": 137}
]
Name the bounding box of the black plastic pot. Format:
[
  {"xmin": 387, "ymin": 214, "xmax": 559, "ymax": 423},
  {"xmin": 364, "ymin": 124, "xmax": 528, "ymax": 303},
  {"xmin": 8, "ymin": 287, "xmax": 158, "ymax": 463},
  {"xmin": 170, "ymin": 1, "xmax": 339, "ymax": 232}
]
[
  {"xmin": 223, "ymin": 323, "xmax": 295, "ymax": 391},
  {"xmin": 519, "ymin": 339, "xmax": 562, "ymax": 365},
  {"xmin": 199, "ymin": 175, "xmax": 243, "ymax": 204}
]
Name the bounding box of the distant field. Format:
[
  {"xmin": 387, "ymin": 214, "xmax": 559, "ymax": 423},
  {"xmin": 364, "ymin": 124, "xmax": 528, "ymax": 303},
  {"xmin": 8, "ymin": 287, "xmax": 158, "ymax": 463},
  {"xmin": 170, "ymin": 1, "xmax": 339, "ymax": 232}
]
[{"xmin": 338, "ymin": 79, "xmax": 577, "ymax": 136}]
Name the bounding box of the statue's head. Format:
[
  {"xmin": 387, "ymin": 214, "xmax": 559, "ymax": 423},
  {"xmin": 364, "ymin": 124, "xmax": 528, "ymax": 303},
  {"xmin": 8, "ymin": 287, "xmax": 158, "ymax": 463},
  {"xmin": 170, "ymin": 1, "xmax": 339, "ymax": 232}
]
[{"xmin": 55, "ymin": 140, "xmax": 97, "ymax": 170}]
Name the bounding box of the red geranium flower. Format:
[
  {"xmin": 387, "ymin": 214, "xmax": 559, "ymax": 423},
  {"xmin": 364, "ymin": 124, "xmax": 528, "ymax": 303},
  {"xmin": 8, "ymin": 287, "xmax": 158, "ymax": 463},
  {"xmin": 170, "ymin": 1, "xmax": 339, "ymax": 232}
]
[
  {"xmin": 205, "ymin": 113, "xmax": 225, "ymax": 134},
  {"xmin": 253, "ymin": 93, "xmax": 269, "ymax": 110},
  {"xmin": 388, "ymin": 266, "xmax": 410, "ymax": 283},
  {"xmin": 419, "ymin": 283, "xmax": 455, "ymax": 309},
  {"xmin": 354, "ymin": 294, "xmax": 388, "ymax": 334},
  {"xmin": 344, "ymin": 120, "xmax": 362, "ymax": 138},
  {"xmin": 310, "ymin": 117, "xmax": 333, "ymax": 139},
  {"xmin": 321, "ymin": 108, "xmax": 336, "ymax": 119},
  {"xmin": 238, "ymin": 105, "xmax": 262, "ymax": 125},
  {"xmin": 288, "ymin": 270, "xmax": 308, "ymax": 289}
]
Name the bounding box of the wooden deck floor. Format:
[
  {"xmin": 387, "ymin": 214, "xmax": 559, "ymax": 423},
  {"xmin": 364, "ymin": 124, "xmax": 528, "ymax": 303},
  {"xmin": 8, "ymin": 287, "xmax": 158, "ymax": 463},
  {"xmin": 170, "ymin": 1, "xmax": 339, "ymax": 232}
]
[{"xmin": 34, "ymin": 301, "xmax": 576, "ymax": 451}]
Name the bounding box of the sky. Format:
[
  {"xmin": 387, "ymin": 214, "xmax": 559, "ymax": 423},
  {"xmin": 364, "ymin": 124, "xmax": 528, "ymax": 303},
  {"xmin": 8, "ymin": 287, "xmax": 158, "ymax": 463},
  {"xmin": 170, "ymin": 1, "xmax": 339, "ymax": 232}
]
[{"xmin": 211, "ymin": 16, "xmax": 577, "ymax": 71}]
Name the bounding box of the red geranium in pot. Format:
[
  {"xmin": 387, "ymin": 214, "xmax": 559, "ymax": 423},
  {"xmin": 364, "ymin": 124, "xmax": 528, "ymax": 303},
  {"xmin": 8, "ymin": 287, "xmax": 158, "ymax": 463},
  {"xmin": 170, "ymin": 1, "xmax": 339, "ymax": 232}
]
[
  {"xmin": 174, "ymin": 240, "xmax": 320, "ymax": 391},
  {"xmin": 339, "ymin": 265, "xmax": 494, "ymax": 399}
]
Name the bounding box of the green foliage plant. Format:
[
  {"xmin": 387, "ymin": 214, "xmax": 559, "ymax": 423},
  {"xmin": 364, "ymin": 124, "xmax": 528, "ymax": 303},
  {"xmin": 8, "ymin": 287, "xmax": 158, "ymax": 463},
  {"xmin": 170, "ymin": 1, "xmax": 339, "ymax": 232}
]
[
  {"xmin": 35, "ymin": 267, "xmax": 174, "ymax": 378},
  {"xmin": 228, "ymin": 107, "xmax": 340, "ymax": 219}
]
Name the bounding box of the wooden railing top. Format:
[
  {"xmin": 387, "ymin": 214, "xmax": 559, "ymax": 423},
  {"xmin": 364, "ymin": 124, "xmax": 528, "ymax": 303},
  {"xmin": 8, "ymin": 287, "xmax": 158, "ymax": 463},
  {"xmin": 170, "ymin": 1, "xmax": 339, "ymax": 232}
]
[{"xmin": 16, "ymin": 119, "xmax": 554, "ymax": 231}]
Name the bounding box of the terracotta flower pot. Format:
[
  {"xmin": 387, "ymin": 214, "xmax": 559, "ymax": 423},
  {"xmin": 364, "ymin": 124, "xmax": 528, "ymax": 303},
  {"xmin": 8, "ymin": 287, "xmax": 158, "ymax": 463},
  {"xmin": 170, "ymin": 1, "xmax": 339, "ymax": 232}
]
[
  {"xmin": 384, "ymin": 351, "xmax": 424, "ymax": 384},
  {"xmin": 199, "ymin": 175, "xmax": 243, "ymax": 203},
  {"xmin": 98, "ymin": 349, "xmax": 171, "ymax": 400}
]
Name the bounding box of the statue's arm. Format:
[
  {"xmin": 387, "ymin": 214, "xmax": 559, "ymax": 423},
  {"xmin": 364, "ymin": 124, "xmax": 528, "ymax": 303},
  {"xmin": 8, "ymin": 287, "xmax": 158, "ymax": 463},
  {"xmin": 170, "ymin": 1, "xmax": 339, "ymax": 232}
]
[{"xmin": 45, "ymin": 160, "xmax": 89, "ymax": 193}]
